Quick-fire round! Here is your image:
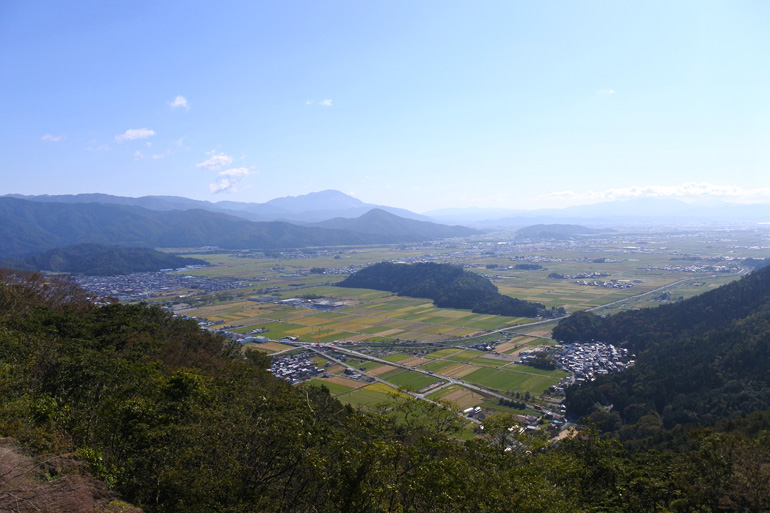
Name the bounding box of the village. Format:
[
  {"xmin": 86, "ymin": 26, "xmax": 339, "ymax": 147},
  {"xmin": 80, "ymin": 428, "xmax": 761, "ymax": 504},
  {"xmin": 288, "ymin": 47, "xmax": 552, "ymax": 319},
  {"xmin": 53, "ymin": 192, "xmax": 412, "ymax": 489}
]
[
  {"xmin": 542, "ymin": 341, "xmax": 634, "ymax": 393},
  {"xmin": 262, "ymin": 332, "xmax": 636, "ymax": 438},
  {"xmin": 76, "ymin": 269, "xmax": 251, "ymax": 302}
]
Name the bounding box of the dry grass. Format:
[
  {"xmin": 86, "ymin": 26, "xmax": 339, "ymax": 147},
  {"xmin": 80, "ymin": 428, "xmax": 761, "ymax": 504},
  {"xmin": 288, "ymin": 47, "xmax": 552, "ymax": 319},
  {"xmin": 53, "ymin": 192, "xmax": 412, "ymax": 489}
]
[{"xmin": 0, "ymin": 439, "xmax": 140, "ymax": 513}]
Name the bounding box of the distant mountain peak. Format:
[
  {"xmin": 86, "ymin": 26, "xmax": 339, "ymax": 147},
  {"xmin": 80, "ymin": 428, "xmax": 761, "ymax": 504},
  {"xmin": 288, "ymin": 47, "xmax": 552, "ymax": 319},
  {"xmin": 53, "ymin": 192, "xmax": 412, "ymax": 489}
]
[
  {"xmin": 5, "ymin": 190, "xmax": 431, "ymax": 224},
  {"xmin": 265, "ymin": 190, "xmax": 365, "ymax": 212},
  {"xmin": 358, "ymin": 207, "xmax": 391, "ymax": 218}
]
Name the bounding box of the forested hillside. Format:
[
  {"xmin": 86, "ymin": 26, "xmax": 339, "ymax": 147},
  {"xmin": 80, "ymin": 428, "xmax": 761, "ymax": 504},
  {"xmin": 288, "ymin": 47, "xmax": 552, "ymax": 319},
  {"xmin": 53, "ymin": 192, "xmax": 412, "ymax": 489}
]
[
  {"xmin": 338, "ymin": 262, "xmax": 551, "ymax": 318},
  {"xmin": 1, "ymin": 269, "xmax": 769, "ymax": 511},
  {"xmin": 0, "ymin": 197, "xmax": 471, "ymax": 258},
  {"xmin": 311, "ymin": 208, "xmax": 477, "ymax": 238},
  {"xmin": 1, "ymin": 243, "xmax": 206, "ymax": 276},
  {"xmin": 553, "ymin": 265, "xmax": 770, "ymax": 450}
]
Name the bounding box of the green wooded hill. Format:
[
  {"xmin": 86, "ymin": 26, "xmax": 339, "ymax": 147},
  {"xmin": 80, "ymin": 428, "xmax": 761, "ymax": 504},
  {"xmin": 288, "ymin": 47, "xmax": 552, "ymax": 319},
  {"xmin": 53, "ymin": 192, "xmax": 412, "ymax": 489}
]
[
  {"xmin": 311, "ymin": 208, "xmax": 477, "ymax": 239},
  {"xmin": 2, "ymin": 269, "xmax": 770, "ymax": 512},
  {"xmin": 553, "ymin": 264, "xmax": 770, "ymax": 450},
  {"xmin": 2, "ymin": 243, "xmax": 206, "ymax": 276},
  {"xmin": 0, "ymin": 197, "xmax": 474, "ymax": 258},
  {"xmin": 338, "ymin": 262, "xmax": 549, "ymax": 317}
]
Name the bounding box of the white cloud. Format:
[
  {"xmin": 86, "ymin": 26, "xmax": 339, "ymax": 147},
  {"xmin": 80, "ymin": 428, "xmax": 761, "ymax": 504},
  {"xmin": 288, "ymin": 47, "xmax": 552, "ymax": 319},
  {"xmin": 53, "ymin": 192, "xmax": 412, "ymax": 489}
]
[
  {"xmin": 196, "ymin": 152, "xmax": 233, "ymax": 170},
  {"xmin": 85, "ymin": 140, "xmax": 110, "ymax": 152},
  {"xmin": 169, "ymin": 95, "xmax": 190, "ymax": 110},
  {"xmin": 115, "ymin": 128, "xmax": 156, "ymax": 142},
  {"xmin": 542, "ymin": 182, "xmax": 770, "ymax": 204},
  {"xmin": 209, "ymin": 167, "xmax": 252, "ymax": 194},
  {"xmin": 597, "ymin": 89, "xmax": 616, "ymax": 95},
  {"xmin": 41, "ymin": 134, "xmax": 66, "ymax": 142},
  {"xmin": 320, "ymin": 99, "xmax": 333, "ymax": 106},
  {"xmin": 219, "ymin": 168, "xmax": 251, "ymax": 179},
  {"xmin": 133, "ymin": 150, "xmax": 144, "ymax": 160}
]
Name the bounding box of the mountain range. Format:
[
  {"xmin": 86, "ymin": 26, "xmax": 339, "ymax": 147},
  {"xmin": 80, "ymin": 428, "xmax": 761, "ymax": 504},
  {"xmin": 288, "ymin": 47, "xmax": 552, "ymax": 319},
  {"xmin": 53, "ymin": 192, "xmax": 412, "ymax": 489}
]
[
  {"xmin": 5, "ymin": 190, "xmax": 429, "ymax": 223},
  {"xmin": 8, "ymin": 191, "xmax": 770, "ymax": 227},
  {"xmin": 0, "ymin": 197, "xmax": 476, "ymax": 259},
  {"xmin": 425, "ymin": 197, "xmax": 770, "ymax": 227}
]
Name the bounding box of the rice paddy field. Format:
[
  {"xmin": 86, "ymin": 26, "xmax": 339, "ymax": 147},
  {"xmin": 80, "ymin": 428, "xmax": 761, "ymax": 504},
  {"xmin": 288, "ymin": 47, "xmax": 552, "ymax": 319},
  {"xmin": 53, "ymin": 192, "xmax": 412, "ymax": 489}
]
[
  {"xmin": 171, "ymin": 230, "xmax": 761, "ymax": 348},
  {"xmin": 300, "ymin": 334, "xmax": 568, "ymax": 406},
  {"xmin": 305, "ymin": 379, "xmax": 409, "ymax": 407},
  {"xmin": 153, "ymin": 229, "xmax": 770, "ymax": 402}
]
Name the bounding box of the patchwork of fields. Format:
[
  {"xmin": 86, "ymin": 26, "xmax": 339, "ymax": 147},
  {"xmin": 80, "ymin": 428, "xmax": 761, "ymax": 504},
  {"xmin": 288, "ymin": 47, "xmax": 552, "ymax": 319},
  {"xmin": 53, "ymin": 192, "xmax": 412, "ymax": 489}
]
[
  {"xmin": 185, "ymin": 291, "xmax": 523, "ymax": 344},
  {"xmin": 163, "ymin": 232, "xmax": 760, "ymax": 405},
  {"xmin": 301, "ymin": 335, "xmax": 567, "ymax": 409}
]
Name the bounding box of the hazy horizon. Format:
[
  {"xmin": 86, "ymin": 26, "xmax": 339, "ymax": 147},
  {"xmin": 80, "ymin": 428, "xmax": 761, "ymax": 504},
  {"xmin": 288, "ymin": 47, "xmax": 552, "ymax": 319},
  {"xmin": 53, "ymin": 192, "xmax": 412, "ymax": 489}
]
[{"xmin": 2, "ymin": 1, "xmax": 768, "ymax": 212}]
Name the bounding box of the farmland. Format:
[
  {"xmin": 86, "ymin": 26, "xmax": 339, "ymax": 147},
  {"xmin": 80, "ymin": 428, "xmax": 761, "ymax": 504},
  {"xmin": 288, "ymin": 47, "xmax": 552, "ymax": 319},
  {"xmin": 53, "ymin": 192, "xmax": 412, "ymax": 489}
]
[{"xmin": 91, "ymin": 227, "xmax": 770, "ymax": 408}]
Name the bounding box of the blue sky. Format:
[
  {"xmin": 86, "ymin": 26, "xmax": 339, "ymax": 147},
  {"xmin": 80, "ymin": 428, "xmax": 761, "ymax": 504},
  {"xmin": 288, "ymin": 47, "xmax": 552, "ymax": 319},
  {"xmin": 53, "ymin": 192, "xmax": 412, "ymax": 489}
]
[{"xmin": 1, "ymin": 1, "xmax": 768, "ymax": 212}]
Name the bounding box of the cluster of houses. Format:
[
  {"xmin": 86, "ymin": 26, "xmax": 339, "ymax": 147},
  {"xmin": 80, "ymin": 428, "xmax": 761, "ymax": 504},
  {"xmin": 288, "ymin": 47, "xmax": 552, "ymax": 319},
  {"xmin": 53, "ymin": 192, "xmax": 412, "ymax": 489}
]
[
  {"xmin": 231, "ymin": 248, "xmax": 344, "ymax": 260},
  {"xmin": 76, "ymin": 270, "xmax": 249, "ymax": 302},
  {"xmin": 342, "ymin": 367, "xmax": 376, "ymax": 383},
  {"xmin": 572, "ymin": 279, "xmax": 635, "ymax": 289},
  {"xmin": 269, "ymin": 353, "xmax": 325, "ymax": 384},
  {"xmin": 321, "ymin": 264, "xmax": 368, "ymax": 276},
  {"xmin": 567, "ymin": 272, "xmax": 611, "ymax": 279},
  {"xmin": 471, "ymin": 341, "xmax": 497, "ymax": 352},
  {"xmin": 643, "ymin": 264, "xmax": 737, "ymax": 273},
  {"xmin": 548, "ymin": 271, "xmax": 638, "ymax": 289},
  {"xmin": 213, "ymin": 326, "xmax": 270, "ymax": 344},
  {"xmin": 275, "ymin": 297, "xmax": 346, "ymax": 310},
  {"xmin": 549, "ymin": 342, "xmax": 633, "ymax": 392}
]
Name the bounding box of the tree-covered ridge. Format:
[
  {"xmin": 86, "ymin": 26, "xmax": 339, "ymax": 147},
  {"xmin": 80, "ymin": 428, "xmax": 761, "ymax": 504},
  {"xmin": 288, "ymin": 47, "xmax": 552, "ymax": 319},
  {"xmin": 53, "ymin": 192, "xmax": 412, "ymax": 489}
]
[
  {"xmin": 2, "ymin": 243, "xmax": 206, "ymax": 276},
  {"xmin": 1, "ymin": 269, "xmax": 770, "ymax": 512},
  {"xmin": 553, "ymin": 265, "xmax": 770, "ymax": 449},
  {"xmin": 310, "ymin": 208, "xmax": 477, "ymax": 238},
  {"xmin": 0, "ymin": 197, "xmax": 475, "ymax": 259},
  {"xmin": 337, "ymin": 262, "xmax": 548, "ymax": 318},
  {"xmin": 554, "ymin": 263, "xmax": 770, "ymax": 353}
]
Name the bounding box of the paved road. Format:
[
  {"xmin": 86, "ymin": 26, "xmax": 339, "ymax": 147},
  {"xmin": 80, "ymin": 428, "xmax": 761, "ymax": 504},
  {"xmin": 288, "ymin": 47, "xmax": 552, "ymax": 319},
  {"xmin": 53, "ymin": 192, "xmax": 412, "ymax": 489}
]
[
  {"xmin": 320, "ymin": 345, "xmax": 531, "ymax": 408},
  {"xmin": 306, "ymin": 345, "xmax": 482, "ymax": 422}
]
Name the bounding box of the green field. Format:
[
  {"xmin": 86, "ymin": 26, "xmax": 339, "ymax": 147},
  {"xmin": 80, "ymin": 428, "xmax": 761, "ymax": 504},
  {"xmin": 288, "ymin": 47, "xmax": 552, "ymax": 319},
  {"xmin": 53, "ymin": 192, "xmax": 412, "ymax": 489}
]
[
  {"xmin": 379, "ymin": 369, "xmax": 442, "ymax": 391},
  {"xmin": 462, "ymin": 367, "xmax": 561, "ymax": 395},
  {"xmin": 471, "ymin": 357, "xmax": 509, "ymax": 367},
  {"xmin": 424, "ymin": 348, "xmax": 464, "ymax": 358},
  {"xmin": 382, "ymin": 353, "xmax": 412, "ymax": 363},
  {"xmin": 419, "ymin": 359, "xmax": 459, "ymax": 373},
  {"xmin": 305, "ymin": 379, "xmax": 356, "ymax": 395},
  {"xmin": 446, "ymin": 350, "xmax": 485, "ymax": 363},
  {"xmin": 336, "ymin": 383, "xmax": 406, "ymax": 407}
]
